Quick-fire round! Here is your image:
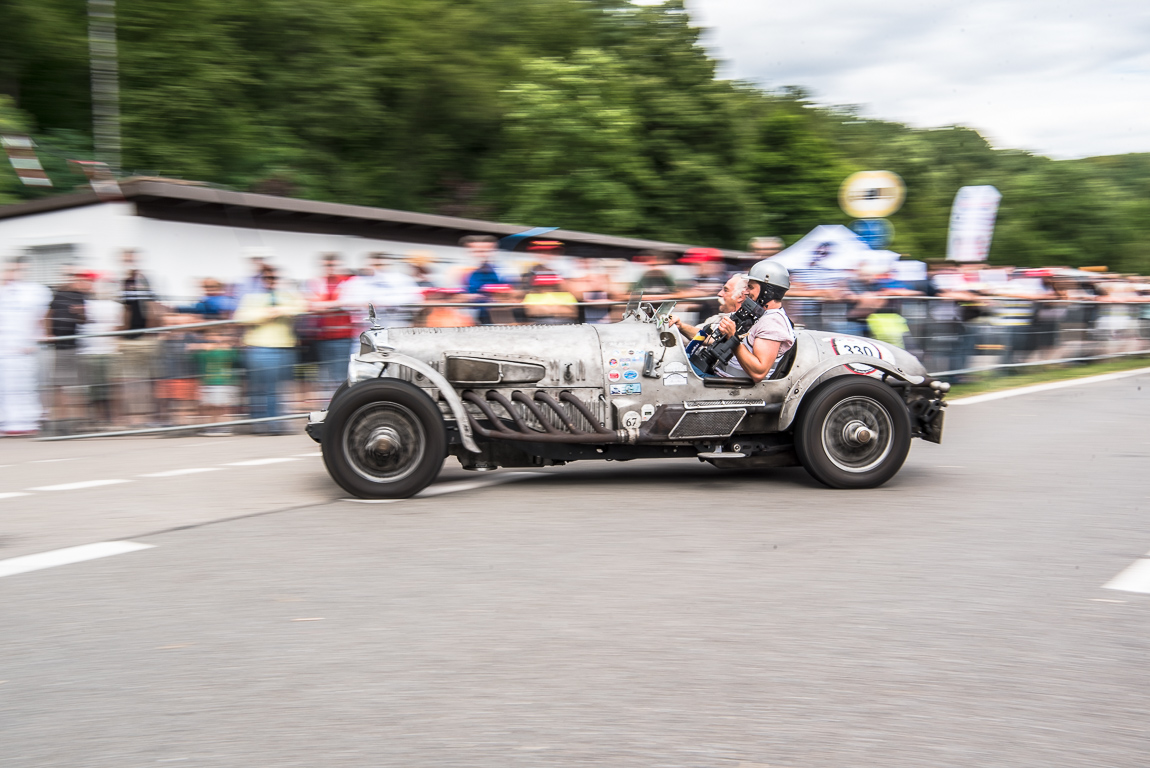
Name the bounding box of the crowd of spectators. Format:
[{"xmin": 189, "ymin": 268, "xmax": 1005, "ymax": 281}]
[{"xmin": 1, "ymin": 235, "xmax": 1149, "ymax": 437}]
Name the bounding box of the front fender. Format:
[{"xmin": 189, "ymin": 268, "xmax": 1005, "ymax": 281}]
[
  {"xmin": 357, "ymin": 350, "xmax": 481, "ymax": 453},
  {"xmin": 778, "ymin": 355, "xmax": 923, "ymax": 431}
]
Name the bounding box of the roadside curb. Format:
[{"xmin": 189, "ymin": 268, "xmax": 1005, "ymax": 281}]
[{"xmin": 948, "ymin": 366, "xmax": 1150, "ymax": 406}]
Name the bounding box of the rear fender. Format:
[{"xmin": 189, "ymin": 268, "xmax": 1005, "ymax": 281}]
[{"xmin": 778, "ymin": 355, "xmax": 923, "ymax": 431}]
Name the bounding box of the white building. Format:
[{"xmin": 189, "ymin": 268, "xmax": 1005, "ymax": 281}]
[{"xmin": 0, "ymin": 179, "xmax": 741, "ymax": 299}]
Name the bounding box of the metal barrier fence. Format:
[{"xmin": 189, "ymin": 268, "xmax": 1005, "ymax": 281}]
[
  {"xmin": 15, "ymin": 296, "xmax": 1150, "ymax": 440},
  {"xmin": 781, "ymin": 296, "xmax": 1150, "ymax": 376}
]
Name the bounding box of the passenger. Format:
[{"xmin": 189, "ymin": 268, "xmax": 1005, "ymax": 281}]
[
  {"xmin": 668, "ymin": 273, "xmax": 749, "ymax": 344},
  {"xmin": 713, "ymin": 260, "xmax": 795, "ymax": 382}
]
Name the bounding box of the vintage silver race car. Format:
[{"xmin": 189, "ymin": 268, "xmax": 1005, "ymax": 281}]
[{"xmin": 307, "ymin": 301, "xmax": 948, "ymax": 498}]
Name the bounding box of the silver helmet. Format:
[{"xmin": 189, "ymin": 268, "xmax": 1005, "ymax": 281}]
[{"xmin": 747, "ymin": 258, "xmax": 790, "ymax": 292}]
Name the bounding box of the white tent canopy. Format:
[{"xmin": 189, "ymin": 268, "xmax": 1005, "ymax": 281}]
[{"xmin": 769, "ymin": 225, "xmax": 901, "ymax": 273}]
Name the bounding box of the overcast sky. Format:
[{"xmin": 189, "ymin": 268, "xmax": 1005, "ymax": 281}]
[{"xmin": 682, "ymin": 0, "xmax": 1150, "ymax": 159}]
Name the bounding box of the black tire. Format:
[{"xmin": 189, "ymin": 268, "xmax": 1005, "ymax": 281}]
[
  {"xmin": 794, "ymin": 376, "xmax": 911, "ymax": 489},
  {"xmin": 327, "ymin": 381, "xmax": 349, "ymax": 409},
  {"xmin": 321, "ymin": 379, "xmax": 446, "ymax": 499}
]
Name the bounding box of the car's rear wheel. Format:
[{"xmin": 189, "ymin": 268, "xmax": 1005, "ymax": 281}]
[
  {"xmin": 794, "ymin": 376, "xmax": 911, "ymax": 489},
  {"xmin": 321, "ymin": 379, "xmax": 446, "ymax": 499}
]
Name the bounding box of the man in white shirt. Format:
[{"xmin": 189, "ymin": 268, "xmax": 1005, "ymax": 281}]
[
  {"xmin": 339, "ymin": 252, "xmax": 424, "ymax": 347},
  {"xmin": 0, "ymin": 256, "xmax": 52, "ymax": 434}
]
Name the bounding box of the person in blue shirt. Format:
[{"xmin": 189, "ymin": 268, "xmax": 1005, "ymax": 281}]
[
  {"xmin": 178, "ymin": 278, "xmax": 237, "ymax": 318},
  {"xmin": 461, "ymin": 235, "xmax": 510, "ymax": 324}
]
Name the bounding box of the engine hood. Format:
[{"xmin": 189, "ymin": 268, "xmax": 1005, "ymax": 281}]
[{"xmin": 380, "ymin": 324, "xmax": 607, "ymax": 389}]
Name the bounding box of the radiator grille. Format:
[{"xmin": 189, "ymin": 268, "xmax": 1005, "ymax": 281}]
[{"xmin": 669, "ymin": 409, "xmax": 747, "ymax": 439}]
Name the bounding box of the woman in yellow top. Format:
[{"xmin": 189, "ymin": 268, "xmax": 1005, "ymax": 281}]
[{"xmin": 234, "ymin": 268, "xmax": 306, "ymax": 434}]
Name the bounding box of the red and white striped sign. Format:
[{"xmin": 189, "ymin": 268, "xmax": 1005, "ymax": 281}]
[{"xmin": 1, "ymin": 135, "xmax": 52, "ymax": 187}]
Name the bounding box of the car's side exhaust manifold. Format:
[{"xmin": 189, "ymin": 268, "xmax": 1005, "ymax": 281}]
[{"xmin": 461, "ymin": 389, "xmax": 629, "ymax": 444}]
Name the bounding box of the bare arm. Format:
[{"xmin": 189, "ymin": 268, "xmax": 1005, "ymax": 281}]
[
  {"xmin": 733, "ymin": 336, "xmax": 782, "ymax": 383},
  {"xmin": 717, "ymin": 315, "xmax": 781, "ymax": 382}
]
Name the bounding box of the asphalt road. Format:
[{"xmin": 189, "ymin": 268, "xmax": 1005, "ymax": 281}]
[{"xmin": 3, "ymin": 372, "xmax": 1150, "ymax": 767}]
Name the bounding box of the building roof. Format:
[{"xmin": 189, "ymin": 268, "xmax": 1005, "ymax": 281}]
[{"xmin": 0, "ymin": 178, "xmax": 750, "ymax": 260}]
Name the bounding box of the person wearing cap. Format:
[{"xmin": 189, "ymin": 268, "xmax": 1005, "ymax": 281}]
[
  {"xmin": 714, "ymin": 259, "xmax": 795, "ymax": 382},
  {"xmin": 681, "ymin": 248, "xmax": 726, "ymax": 294},
  {"xmin": 522, "ymin": 271, "xmax": 578, "ymax": 324},
  {"xmin": 0, "ymin": 256, "xmax": 52, "ymax": 435}
]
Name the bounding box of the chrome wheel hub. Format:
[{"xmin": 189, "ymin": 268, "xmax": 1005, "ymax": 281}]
[
  {"xmin": 821, "ymin": 396, "xmax": 893, "ymax": 473},
  {"xmin": 365, "ymin": 427, "xmax": 402, "ymax": 455},
  {"xmin": 343, "ymin": 403, "xmax": 426, "ymax": 483},
  {"xmin": 842, "ymin": 420, "xmax": 874, "ymax": 445}
]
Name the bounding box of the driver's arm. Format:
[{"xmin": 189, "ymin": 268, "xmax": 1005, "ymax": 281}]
[
  {"xmin": 716, "ymin": 316, "xmax": 782, "ymax": 382},
  {"xmin": 733, "ymin": 336, "xmax": 782, "ymax": 383}
]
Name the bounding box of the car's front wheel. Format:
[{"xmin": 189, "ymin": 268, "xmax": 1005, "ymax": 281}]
[
  {"xmin": 321, "ymin": 379, "xmax": 446, "ymax": 499},
  {"xmin": 794, "ymin": 376, "xmax": 911, "ymax": 489}
]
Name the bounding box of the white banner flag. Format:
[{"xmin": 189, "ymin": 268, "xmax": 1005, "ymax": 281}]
[{"xmin": 947, "ymin": 185, "xmax": 1001, "ymax": 262}]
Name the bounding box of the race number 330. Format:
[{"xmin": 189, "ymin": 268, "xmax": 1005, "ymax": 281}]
[{"xmin": 830, "ymin": 337, "xmax": 890, "ymax": 374}]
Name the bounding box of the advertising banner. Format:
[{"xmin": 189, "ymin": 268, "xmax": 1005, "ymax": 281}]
[{"xmin": 947, "ymin": 185, "xmax": 1001, "ymax": 262}]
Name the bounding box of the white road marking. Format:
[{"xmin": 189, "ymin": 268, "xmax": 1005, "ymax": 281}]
[
  {"xmin": 0, "ymin": 541, "xmax": 154, "ymax": 579},
  {"xmin": 139, "ymin": 467, "xmax": 224, "ymax": 478},
  {"xmin": 294, "ymin": 452, "xmax": 322, "ymax": 457},
  {"xmin": 343, "ymin": 472, "xmax": 545, "ymax": 503},
  {"xmin": 29, "ymin": 479, "xmax": 130, "ymax": 492},
  {"xmin": 1103, "ymin": 556, "xmax": 1150, "ymax": 594},
  {"xmin": 225, "ymin": 458, "xmax": 300, "ymax": 467},
  {"xmin": 0, "ymin": 492, "xmax": 31, "ymax": 500},
  {"xmin": 950, "ymin": 367, "xmax": 1150, "ymax": 406}
]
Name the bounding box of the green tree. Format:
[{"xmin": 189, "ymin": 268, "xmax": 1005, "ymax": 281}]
[{"xmin": 487, "ymin": 49, "xmax": 655, "ymax": 233}]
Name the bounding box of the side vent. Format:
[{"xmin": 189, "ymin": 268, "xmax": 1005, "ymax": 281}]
[
  {"xmin": 445, "ymin": 356, "xmax": 546, "ymax": 386},
  {"xmin": 668, "ymin": 409, "xmax": 747, "ymax": 439}
]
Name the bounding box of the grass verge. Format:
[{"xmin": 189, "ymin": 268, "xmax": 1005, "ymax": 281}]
[{"xmin": 946, "ymin": 355, "xmax": 1150, "ymax": 399}]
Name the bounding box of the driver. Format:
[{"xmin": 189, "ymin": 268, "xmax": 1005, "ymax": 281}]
[{"xmin": 714, "ymin": 260, "xmax": 795, "ymax": 382}]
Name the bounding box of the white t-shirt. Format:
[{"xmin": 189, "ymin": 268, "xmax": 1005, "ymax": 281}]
[
  {"xmin": 0, "ymin": 280, "xmax": 52, "ymax": 356},
  {"xmin": 79, "ymin": 299, "xmax": 124, "ymax": 356},
  {"xmin": 717, "ymin": 307, "xmax": 795, "ymax": 378},
  {"xmin": 339, "ymin": 270, "xmax": 424, "ymax": 330}
]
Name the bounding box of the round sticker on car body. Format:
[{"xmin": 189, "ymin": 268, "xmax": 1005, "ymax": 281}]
[{"xmin": 830, "ymin": 337, "xmax": 892, "ymax": 375}]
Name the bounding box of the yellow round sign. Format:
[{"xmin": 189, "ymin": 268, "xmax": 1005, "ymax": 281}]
[{"xmin": 839, "ymin": 171, "xmax": 906, "ymax": 219}]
